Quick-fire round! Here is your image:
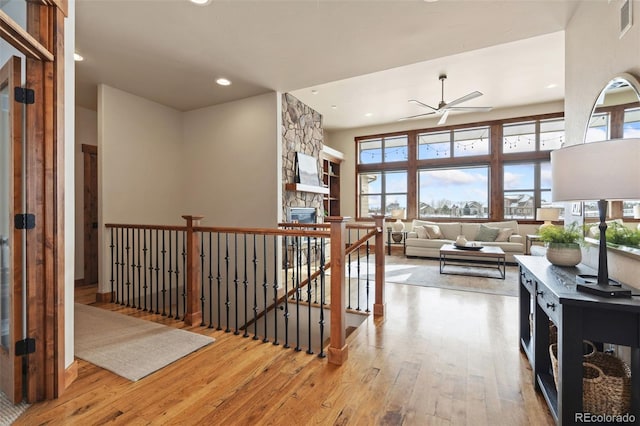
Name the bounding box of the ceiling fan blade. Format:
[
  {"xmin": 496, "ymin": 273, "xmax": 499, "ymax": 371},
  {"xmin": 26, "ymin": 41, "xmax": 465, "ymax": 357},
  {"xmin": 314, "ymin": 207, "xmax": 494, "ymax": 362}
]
[
  {"xmin": 398, "ymin": 111, "xmax": 436, "ymax": 121},
  {"xmin": 446, "ymin": 106, "xmax": 493, "ymax": 112},
  {"xmin": 444, "ymin": 91, "xmax": 483, "ymax": 109},
  {"xmin": 438, "ymin": 110, "xmax": 450, "ymax": 125},
  {"xmin": 408, "ymin": 99, "xmax": 438, "ymax": 111}
]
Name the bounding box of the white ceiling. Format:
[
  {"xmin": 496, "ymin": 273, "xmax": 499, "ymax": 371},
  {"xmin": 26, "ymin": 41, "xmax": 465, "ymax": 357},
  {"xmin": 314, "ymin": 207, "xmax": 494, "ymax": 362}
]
[{"xmin": 75, "ymin": 0, "xmax": 580, "ymax": 130}]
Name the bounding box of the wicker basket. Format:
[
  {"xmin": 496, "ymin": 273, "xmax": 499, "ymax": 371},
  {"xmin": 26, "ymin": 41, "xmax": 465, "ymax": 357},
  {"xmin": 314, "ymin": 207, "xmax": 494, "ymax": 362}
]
[
  {"xmin": 529, "ymin": 314, "xmax": 557, "ymax": 344},
  {"xmin": 550, "ymin": 344, "xmax": 631, "ymax": 415},
  {"xmin": 583, "ymin": 352, "xmax": 632, "ymax": 415},
  {"xmin": 549, "ymin": 341, "xmax": 595, "ymax": 388}
]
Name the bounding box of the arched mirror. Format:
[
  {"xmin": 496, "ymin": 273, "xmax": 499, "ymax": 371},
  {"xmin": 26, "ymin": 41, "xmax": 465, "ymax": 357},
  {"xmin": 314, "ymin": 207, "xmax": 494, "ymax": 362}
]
[{"xmin": 583, "ymin": 72, "xmax": 640, "ymax": 257}]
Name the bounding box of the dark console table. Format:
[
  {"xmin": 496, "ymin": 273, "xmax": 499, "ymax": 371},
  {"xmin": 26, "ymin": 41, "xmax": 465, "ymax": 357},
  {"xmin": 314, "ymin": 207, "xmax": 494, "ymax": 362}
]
[{"xmin": 515, "ymin": 255, "xmax": 640, "ymax": 425}]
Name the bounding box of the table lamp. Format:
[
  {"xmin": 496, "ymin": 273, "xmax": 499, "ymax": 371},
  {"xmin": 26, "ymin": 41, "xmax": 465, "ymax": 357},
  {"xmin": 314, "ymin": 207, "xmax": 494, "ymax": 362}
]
[
  {"xmin": 390, "ymin": 208, "xmax": 405, "ymax": 232},
  {"xmin": 551, "ymin": 138, "xmax": 640, "ymax": 298},
  {"xmin": 536, "ymin": 207, "xmax": 561, "ymax": 231}
]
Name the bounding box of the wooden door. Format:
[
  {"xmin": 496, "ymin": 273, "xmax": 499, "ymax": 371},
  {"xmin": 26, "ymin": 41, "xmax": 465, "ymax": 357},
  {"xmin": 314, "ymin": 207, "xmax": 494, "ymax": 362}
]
[
  {"xmin": 83, "ymin": 144, "xmax": 98, "ymax": 285},
  {"xmin": 0, "ymin": 56, "xmax": 24, "ymax": 403}
]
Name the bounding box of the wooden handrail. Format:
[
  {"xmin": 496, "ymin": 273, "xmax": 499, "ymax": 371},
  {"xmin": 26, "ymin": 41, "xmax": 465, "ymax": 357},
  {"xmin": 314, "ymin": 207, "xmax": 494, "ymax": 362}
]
[{"xmin": 105, "ymin": 223, "xmax": 330, "ymax": 238}]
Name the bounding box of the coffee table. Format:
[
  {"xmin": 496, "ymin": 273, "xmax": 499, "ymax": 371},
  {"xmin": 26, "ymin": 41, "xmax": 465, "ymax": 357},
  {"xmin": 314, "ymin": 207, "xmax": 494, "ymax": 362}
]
[{"xmin": 439, "ymin": 244, "xmax": 506, "ymax": 279}]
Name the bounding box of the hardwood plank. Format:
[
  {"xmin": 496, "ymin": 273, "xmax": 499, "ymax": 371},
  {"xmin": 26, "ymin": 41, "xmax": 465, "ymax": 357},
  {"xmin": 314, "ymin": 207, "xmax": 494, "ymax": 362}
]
[{"xmin": 17, "ymin": 275, "xmax": 555, "ymax": 425}]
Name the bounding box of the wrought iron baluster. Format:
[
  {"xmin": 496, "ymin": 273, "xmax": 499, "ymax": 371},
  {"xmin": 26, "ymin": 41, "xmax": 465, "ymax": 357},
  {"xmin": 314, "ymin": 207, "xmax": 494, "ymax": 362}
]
[
  {"xmin": 273, "ymin": 235, "xmax": 280, "ymax": 346},
  {"xmin": 295, "ymin": 236, "xmax": 301, "ymax": 352},
  {"xmin": 163, "ymin": 230, "xmax": 169, "ymax": 316},
  {"xmin": 155, "ymin": 229, "xmax": 161, "ymax": 314},
  {"xmin": 200, "ymin": 232, "xmax": 206, "ymax": 326},
  {"xmin": 318, "ymin": 238, "xmax": 326, "ymax": 358},
  {"xmin": 168, "ymin": 230, "xmax": 174, "ymax": 318},
  {"xmin": 208, "ymin": 232, "xmax": 214, "ymax": 328},
  {"xmin": 180, "ymin": 230, "xmax": 185, "ymax": 320},
  {"xmin": 347, "ymin": 226, "xmax": 352, "ymax": 309},
  {"xmin": 306, "ymin": 236, "xmax": 313, "ymax": 355},
  {"xmin": 143, "ymin": 229, "xmax": 148, "ymax": 311},
  {"xmin": 252, "ymin": 235, "xmax": 259, "ymax": 340},
  {"xmin": 224, "ymin": 233, "xmax": 230, "ymax": 332},
  {"xmin": 366, "ymin": 240, "xmax": 371, "ymax": 313},
  {"xmin": 233, "ymin": 233, "xmax": 239, "ymax": 335},
  {"xmin": 135, "ymin": 229, "xmax": 141, "ymax": 309},
  {"xmin": 356, "ymin": 229, "xmax": 362, "ymax": 311},
  {"xmin": 262, "ymin": 234, "xmax": 268, "ymax": 343},
  {"xmin": 243, "ymin": 235, "xmax": 249, "ymax": 338},
  {"xmin": 216, "ymin": 233, "xmax": 222, "ymax": 330},
  {"xmin": 126, "ymin": 228, "xmax": 131, "ymax": 307},
  {"xmin": 109, "ymin": 228, "xmax": 115, "ymax": 303},
  {"xmin": 120, "ymin": 228, "xmax": 125, "ymax": 305}
]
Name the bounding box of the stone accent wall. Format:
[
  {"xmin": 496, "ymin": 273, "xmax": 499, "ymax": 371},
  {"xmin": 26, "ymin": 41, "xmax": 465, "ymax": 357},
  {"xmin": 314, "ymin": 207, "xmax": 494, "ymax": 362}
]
[{"xmin": 282, "ymin": 93, "xmax": 324, "ymax": 220}]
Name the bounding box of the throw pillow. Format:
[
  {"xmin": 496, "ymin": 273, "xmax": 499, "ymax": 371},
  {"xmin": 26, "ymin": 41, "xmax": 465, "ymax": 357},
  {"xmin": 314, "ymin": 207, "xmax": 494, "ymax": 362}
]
[
  {"xmin": 495, "ymin": 228, "xmax": 514, "ymax": 242},
  {"xmin": 424, "ymin": 224, "xmax": 443, "ymax": 239},
  {"xmin": 415, "ymin": 226, "xmax": 429, "ymax": 239},
  {"xmin": 476, "ymin": 224, "xmax": 500, "ymax": 242}
]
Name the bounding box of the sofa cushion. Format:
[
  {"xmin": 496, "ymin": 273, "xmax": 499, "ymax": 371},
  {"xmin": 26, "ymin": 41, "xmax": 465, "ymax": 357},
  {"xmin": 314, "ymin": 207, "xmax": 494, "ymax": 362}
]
[
  {"xmin": 424, "ymin": 225, "xmax": 443, "ymax": 239},
  {"xmin": 415, "ymin": 226, "xmax": 429, "ymax": 239},
  {"xmin": 461, "ymin": 223, "xmax": 481, "ymax": 240},
  {"xmin": 476, "ymin": 224, "xmax": 500, "ymax": 242},
  {"xmin": 495, "ymin": 228, "xmax": 514, "ymax": 242},
  {"xmin": 437, "ymin": 222, "xmax": 462, "ymax": 240}
]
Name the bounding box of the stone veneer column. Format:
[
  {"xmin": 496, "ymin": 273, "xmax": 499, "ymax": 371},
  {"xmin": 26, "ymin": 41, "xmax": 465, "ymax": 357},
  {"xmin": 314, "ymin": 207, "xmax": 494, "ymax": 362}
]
[{"xmin": 281, "ymin": 93, "xmax": 324, "ymax": 219}]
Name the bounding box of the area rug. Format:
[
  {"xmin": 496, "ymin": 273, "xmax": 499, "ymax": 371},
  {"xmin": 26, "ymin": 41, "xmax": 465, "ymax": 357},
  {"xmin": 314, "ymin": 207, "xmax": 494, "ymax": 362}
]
[
  {"xmin": 0, "ymin": 391, "xmax": 29, "ymax": 425},
  {"xmin": 347, "ymin": 255, "xmax": 518, "ymax": 297},
  {"xmin": 74, "ymin": 304, "xmax": 214, "ymax": 381}
]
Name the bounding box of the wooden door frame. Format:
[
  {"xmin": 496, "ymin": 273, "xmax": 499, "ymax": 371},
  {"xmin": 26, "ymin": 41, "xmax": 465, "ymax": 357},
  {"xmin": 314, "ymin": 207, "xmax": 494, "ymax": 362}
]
[
  {"xmin": 82, "ymin": 144, "xmax": 98, "ymax": 285},
  {"xmin": 1, "ymin": 1, "xmax": 67, "ymax": 401},
  {"xmin": 0, "ymin": 55, "xmax": 24, "ymax": 404}
]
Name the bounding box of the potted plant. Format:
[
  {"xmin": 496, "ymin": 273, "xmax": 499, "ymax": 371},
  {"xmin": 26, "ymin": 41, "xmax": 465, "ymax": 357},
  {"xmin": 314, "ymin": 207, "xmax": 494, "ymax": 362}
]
[{"xmin": 539, "ymin": 222, "xmax": 583, "ymax": 266}]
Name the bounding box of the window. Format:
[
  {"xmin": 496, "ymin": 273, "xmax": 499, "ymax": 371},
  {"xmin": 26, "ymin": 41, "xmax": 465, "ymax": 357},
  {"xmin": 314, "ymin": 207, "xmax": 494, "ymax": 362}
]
[
  {"xmin": 358, "ymin": 135, "xmax": 408, "ymax": 164},
  {"xmin": 503, "ymin": 162, "xmax": 551, "ymax": 219},
  {"xmin": 355, "ymin": 112, "xmax": 563, "ymax": 221},
  {"xmin": 418, "ymin": 131, "xmax": 450, "ymax": 159},
  {"xmin": 453, "ymin": 127, "xmax": 489, "ymax": 157},
  {"xmin": 358, "ymin": 171, "xmax": 407, "ymax": 217},
  {"xmin": 624, "ymin": 107, "xmax": 640, "ymax": 138},
  {"xmin": 503, "ymin": 122, "xmax": 535, "ymax": 153},
  {"xmin": 585, "ymin": 112, "xmax": 609, "ymax": 142},
  {"xmin": 418, "ymin": 166, "xmax": 489, "ymax": 218}
]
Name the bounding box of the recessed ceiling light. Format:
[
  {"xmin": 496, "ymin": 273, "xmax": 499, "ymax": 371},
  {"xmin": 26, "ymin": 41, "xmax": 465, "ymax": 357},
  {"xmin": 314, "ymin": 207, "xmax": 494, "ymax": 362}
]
[
  {"xmin": 331, "ymin": 105, "xmax": 337, "ymax": 109},
  {"xmin": 546, "ymin": 83, "xmax": 558, "ymax": 89},
  {"xmin": 365, "ymin": 112, "xmax": 373, "ymax": 117},
  {"xmin": 311, "ymin": 90, "xmax": 318, "ymax": 95},
  {"xmin": 424, "ymin": 0, "xmax": 439, "ymax": 2},
  {"xmin": 216, "ymin": 78, "xmax": 231, "ymax": 86},
  {"xmin": 190, "ymin": 0, "xmax": 212, "ymax": 5},
  {"xmin": 74, "ymin": 53, "xmax": 84, "ymax": 61}
]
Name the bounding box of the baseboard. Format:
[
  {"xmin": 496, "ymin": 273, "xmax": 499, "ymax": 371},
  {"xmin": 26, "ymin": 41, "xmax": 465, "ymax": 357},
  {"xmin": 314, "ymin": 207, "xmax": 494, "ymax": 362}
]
[
  {"xmin": 64, "ymin": 360, "xmax": 78, "ymax": 390},
  {"xmin": 96, "ymin": 291, "xmax": 114, "ymax": 303},
  {"xmin": 74, "ymin": 278, "xmax": 85, "ymax": 287}
]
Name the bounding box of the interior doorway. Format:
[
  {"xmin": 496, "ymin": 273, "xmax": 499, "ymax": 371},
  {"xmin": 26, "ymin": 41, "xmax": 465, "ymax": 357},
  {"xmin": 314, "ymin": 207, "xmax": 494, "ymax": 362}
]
[{"xmin": 82, "ymin": 144, "xmax": 98, "ymax": 285}]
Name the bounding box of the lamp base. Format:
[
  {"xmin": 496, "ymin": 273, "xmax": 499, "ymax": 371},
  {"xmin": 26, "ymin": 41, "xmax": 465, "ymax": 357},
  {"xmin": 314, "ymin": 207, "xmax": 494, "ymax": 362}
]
[{"xmin": 576, "ymin": 274, "xmax": 632, "ymax": 298}]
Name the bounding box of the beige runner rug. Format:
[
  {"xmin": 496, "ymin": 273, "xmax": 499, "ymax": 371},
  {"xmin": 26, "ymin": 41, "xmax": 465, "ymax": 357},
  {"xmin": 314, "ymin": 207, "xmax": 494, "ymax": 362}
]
[
  {"xmin": 74, "ymin": 304, "xmax": 214, "ymax": 382},
  {"xmin": 0, "ymin": 391, "xmax": 29, "ymax": 425}
]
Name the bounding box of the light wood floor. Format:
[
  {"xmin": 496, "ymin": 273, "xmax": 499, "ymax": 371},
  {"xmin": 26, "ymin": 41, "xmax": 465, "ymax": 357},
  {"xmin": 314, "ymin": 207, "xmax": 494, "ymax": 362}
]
[{"xmin": 17, "ymin": 281, "xmax": 554, "ymax": 425}]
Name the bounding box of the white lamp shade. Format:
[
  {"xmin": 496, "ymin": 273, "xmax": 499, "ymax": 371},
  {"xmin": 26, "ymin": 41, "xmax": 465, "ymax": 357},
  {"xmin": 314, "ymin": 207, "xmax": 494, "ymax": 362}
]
[
  {"xmin": 551, "ymin": 138, "xmax": 640, "ymax": 201},
  {"xmin": 536, "ymin": 207, "xmax": 561, "ymax": 221}
]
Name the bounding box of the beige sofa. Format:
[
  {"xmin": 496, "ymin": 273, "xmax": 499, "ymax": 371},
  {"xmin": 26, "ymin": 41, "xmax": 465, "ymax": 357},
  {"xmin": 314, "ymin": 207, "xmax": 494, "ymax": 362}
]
[{"xmin": 404, "ymin": 219, "xmax": 524, "ymax": 262}]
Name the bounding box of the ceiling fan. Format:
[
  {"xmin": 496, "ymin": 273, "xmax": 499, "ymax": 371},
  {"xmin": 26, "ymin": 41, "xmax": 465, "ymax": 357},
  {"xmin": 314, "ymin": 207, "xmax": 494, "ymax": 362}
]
[{"xmin": 400, "ymin": 74, "xmax": 493, "ymax": 125}]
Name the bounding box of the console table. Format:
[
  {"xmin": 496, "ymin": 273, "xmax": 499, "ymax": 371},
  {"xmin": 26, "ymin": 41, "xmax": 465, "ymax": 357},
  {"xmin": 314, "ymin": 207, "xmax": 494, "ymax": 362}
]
[{"xmin": 515, "ymin": 255, "xmax": 640, "ymax": 425}]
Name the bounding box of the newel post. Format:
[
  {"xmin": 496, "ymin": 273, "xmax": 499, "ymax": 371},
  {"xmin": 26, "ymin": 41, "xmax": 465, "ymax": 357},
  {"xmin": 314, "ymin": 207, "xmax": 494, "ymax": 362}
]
[
  {"xmin": 372, "ymin": 214, "xmax": 386, "ymax": 317},
  {"xmin": 326, "ymin": 216, "xmax": 350, "ymax": 365},
  {"xmin": 183, "ymin": 215, "xmax": 204, "ymax": 326}
]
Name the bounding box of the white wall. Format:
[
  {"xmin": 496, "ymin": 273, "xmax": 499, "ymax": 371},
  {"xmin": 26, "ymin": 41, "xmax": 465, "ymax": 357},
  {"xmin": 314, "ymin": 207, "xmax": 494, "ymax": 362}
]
[
  {"xmin": 326, "ymin": 100, "xmax": 564, "ymax": 219},
  {"xmin": 565, "ymin": 1, "xmax": 640, "ymax": 288},
  {"xmin": 98, "ymin": 84, "xmax": 185, "ymax": 293},
  {"xmin": 182, "ymin": 92, "xmax": 280, "ymax": 227},
  {"xmin": 74, "ymin": 106, "xmax": 97, "ymax": 280}
]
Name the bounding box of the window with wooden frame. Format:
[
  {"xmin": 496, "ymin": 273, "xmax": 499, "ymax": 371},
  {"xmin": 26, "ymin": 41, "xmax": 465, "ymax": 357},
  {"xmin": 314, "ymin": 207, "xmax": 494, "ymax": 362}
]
[{"xmin": 355, "ymin": 113, "xmax": 564, "ymax": 221}]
